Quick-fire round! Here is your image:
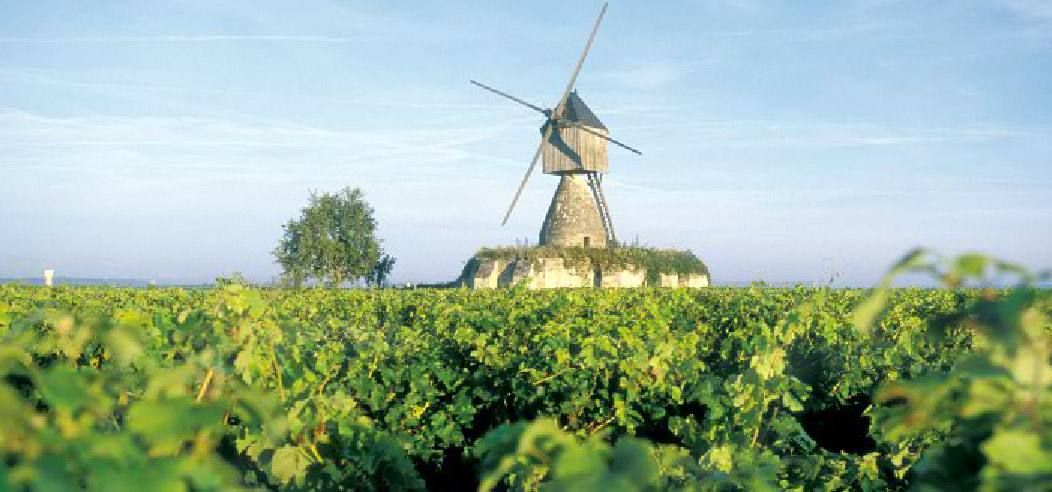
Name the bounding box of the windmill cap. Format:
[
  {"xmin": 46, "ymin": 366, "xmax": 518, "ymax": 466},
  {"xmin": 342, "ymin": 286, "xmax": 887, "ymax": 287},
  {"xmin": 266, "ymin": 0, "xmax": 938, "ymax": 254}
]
[{"xmin": 562, "ymin": 91, "xmax": 607, "ymax": 130}]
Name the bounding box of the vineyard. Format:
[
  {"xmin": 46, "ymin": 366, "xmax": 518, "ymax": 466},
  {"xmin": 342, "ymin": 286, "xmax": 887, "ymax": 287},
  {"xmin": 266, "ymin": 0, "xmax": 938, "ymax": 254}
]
[{"xmin": 1, "ymin": 253, "xmax": 1049, "ymax": 491}]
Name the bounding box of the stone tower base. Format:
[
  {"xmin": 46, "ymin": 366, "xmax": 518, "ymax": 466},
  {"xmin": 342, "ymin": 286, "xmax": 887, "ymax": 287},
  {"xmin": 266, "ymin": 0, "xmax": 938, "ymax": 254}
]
[{"xmin": 539, "ymin": 174, "xmax": 608, "ymax": 248}]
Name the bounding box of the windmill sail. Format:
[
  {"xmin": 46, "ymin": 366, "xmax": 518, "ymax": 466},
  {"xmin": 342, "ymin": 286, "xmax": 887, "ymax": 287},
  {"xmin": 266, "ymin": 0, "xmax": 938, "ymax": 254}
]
[
  {"xmin": 501, "ymin": 133, "xmax": 550, "ymax": 226},
  {"xmin": 471, "ymin": 2, "xmax": 641, "ymax": 249},
  {"xmin": 499, "ymin": 3, "xmax": 608, "ymax": 225}
]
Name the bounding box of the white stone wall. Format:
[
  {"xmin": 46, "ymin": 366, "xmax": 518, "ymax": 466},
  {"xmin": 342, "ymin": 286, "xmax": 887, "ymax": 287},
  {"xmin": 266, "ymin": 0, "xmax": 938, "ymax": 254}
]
[
  {"xmin": 601, "ymin": 266, "xmax": 646, "ymax": 288},
  {"xmin": 681, "ymin": 274, "xmax": 710, "ymax": 288},
  {"xmin": 656, "ymin": 272, "xmax": 711, "ymax": 287},
  {"xmin": 465, "ymin": 257, "xmax": 709, "ymax": 289},
  {"xmin": 472, "ymin": 259, "xmax": 502, "ymax": 288},
  {"xmin": 528, "ymin": 258, "xmax": 591, "ymax": 288},
  {"xmin": 657, "ymin": 273, "xmax": 679, "ymax": 287}
]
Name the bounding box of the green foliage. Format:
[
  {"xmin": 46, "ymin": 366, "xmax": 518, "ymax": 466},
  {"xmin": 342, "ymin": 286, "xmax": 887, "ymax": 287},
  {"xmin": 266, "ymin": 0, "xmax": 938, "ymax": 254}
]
[
  {"xmin": 473, "ymin": 252, "xmax": 1050, "ymax": 492},
  {"xmin": 0, "ymin": 299, "xmax": 276, "ymax": 491},
  {"xmin": 368, "ymin": 254, "xmax": 397, "ymax": 287},
  {"xmin": 476, "ymin": 419, "xmax": 678, "ymax": 492},
  {"xmin": 273, "ymin": 187, "xmax": 394, "ymax": 287},
  {"xmin": 473, "ymin": 287, "xmax": 889, "ymax": 492},
  {"xmin": 473, "ymin": 245, "xmax": 709, "ymax": 282},
  {"xmin": 215, "ymin": 272, "xmax": 253, "ymax": 288},
  {"xmin": 0, "ymin": 284, "xmax": 424, "ymax": 491},
  {"xmin": 859, "ymin": 250, "xmax": 1052, "ymax": 491},
  {"xmin": 0, "ymin": 256, "xmax": 1048, "ymax": 491}
]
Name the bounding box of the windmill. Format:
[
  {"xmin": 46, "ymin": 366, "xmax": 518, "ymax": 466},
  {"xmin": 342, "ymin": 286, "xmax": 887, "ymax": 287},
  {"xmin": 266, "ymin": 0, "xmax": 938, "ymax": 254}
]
[{"xmin": 471, "ymin": 3, "xmax": 640, "ymax": 249}]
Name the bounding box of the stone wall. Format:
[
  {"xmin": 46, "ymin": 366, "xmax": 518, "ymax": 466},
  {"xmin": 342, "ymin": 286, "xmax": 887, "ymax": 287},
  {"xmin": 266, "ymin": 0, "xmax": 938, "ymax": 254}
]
[
  {"xmin": 463, "ymin": 256, "xmax": 709, "ymax": 289},
  {"xmin": 657, "ymin": 272, "xmax": 711, "ymax": 288}
]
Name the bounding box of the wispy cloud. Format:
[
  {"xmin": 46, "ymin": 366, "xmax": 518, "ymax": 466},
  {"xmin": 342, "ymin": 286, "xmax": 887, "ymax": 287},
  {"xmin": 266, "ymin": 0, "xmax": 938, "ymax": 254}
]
[
  {"xmin": 0, "ymin": 68, "xmax": 511, "ymax": 113},
  {"xmin": 695, "ymin": 21, "xmax": 886, "ymax": 41},
  {"xmin": 0, "ymin": 110, "xmax": 535, "ymax": 187},
  {"xmin": 596, "ymin": 60, "xmax": 713, "ymax": 91},
  {"xmin": 0, "ymin": 34, "xmax": 372, "ymax": 44},
  {"xmin": 986, "ymin": 0, "xmax": 1052, "ymax": 42},
  {"xmin": 657, "ymin": 119, "xmax": 1052, "ymax": 149},
  {"xmin": 602, "ymin": 178, "xmax": 680, "ymax": 195},
  {"xmin": 993, "ymin": 0, "xmax": 1052, "ymax": 22}
]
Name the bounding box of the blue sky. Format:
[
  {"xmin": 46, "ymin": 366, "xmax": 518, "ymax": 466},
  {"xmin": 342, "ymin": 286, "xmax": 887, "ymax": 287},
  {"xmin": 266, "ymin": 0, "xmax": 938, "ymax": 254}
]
[{"xmin": 1, "ymin": 0, "xmax": 1050, "ymax": 285}]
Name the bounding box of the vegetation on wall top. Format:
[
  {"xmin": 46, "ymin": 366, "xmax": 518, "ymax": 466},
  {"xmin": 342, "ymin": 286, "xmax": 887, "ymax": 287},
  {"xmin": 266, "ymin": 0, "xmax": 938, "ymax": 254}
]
[{"xmin": 469, "ymin": 245, "xmax": 709, "ymax": 282}]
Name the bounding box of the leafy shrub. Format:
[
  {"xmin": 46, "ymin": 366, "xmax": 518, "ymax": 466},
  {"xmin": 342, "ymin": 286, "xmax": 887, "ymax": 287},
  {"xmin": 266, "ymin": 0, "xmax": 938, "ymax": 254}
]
[
  {"xmin": 1, "ymin": 252, "xmax": 1047, "ymax": 491},
  {"xmin": 475, "ymin": 251, "xmax": 1050, "ymax": 491}
]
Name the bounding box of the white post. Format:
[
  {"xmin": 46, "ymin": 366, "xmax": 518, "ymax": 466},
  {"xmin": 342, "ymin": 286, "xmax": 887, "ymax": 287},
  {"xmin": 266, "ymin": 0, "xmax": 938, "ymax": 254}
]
[{"xmin": 44, "ymin": 269, "xmax": 54, "ymax": 286}]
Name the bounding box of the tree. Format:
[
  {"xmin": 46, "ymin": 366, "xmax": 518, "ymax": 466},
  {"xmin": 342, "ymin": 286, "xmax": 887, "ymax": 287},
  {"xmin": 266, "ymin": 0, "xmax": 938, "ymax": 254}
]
[
  {"xmin": 367, "ymin": 253, "xmax": 396, "ymax": 287},
  {"xmin": 273, "ymin": 187, "xmax": 394, "ymax": 287}
]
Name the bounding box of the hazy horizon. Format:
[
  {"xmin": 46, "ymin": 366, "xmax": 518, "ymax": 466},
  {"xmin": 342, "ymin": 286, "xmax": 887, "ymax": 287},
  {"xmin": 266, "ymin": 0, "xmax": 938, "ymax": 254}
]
[{"xmin": 2, "ymin": 0, "xmax": 1051, "ymax": 286}]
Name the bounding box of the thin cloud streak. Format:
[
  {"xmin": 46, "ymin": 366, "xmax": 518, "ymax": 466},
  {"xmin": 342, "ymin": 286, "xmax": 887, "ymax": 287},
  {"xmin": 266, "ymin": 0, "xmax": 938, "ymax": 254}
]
[
  {"xmin": 604, "ymin": 177, "xmax": 1051, "ymax": 200},
  {"xmin": 595, "ymin": 60, "xmax": 715, "ymax": 91},
  {"xmin": 657, "ymin": 119, "xmax": 1052, "ymax": 148},
  {"xmin": 0, "ymin": 69, "xmax": 514, "ymax": 111},
  {"xmin": 0, "ymin": 34, "xmax": 372, "ymax": 44},
  {"xmin": 694, "ymin": 21, "xmax": 887, "ymax": 40},
  {"xmin": 993, "ymin": 0, "xmax": 1052, "ymax": 22},
  {"xmin": 0, "ymin": 110, "xmax": 535, "ymax": 186}
]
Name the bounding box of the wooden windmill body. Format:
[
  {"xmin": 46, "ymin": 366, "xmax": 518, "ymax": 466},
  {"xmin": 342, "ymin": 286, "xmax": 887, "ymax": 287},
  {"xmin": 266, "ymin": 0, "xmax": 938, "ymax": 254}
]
[{"xmin": 470, "ymin": 3, "xmax": 640, "ymax": 249}]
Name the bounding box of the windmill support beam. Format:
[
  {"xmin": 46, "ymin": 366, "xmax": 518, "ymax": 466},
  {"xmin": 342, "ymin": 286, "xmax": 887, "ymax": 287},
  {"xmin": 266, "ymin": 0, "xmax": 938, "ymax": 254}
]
[{"xmin": 586, "ymin": 171, "xmax": 617, "ymax": 246}]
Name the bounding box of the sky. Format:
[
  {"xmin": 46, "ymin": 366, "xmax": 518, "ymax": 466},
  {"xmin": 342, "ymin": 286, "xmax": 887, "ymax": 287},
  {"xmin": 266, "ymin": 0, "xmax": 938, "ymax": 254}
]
[{"xmin": 1, "ymin": 0, "xmax": 1050, "ymax": 286}]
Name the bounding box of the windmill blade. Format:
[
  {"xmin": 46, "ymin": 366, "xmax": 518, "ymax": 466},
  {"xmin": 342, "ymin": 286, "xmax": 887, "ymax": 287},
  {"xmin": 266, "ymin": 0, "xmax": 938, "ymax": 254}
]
[
  {"xmin": 565, "ymin": 122, "xmax": 642, "ymax": 155},
  {"xmin": 553, "ymin": 3, "xmax": 608, "ymax": 118},
  {"xmin": 470, "ymin": 80, "xmax": 547, "ymax": 115},
  {"xmin": 502, "ymin": 126, "xmax": 553, "ymax": 225}
]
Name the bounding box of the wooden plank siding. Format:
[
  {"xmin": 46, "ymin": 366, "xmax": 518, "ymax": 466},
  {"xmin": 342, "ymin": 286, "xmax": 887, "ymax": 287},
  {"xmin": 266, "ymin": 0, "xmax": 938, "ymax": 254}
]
[{"xmin": 542, "ymin": 125, "xmax": 609, "ymax": 174}]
